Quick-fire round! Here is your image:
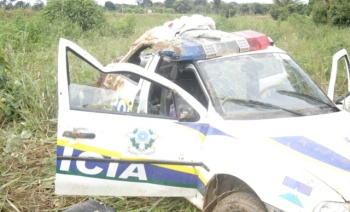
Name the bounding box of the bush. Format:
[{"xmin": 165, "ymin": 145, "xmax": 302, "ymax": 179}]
[
  {"xmin": 114, "ymin": 14, "xmax": 136, "ymax": 37},
  {"xmin": 311, "ymin": 1, "xmax": 328, "ymax": 25},
  {"xmin": 328, "ymin": 0, "xmax": 350, "ymax": 26},
  {"xmin": 270, "ymin": 6, "xmax": 288, "ymax": 21},
  {"xmin": 42, "ymin": 0, "xmax": 106, "ymax": 31},
  {"xmin": 310, "ymin": 0, "xmax": 350, "ymax": 27},
  {"xmin": 270, "ymin": 2, "xmax": 308, "ymax": 21}
]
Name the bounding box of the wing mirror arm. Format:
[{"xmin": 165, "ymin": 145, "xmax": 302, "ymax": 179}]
[{"xmin": 335, "ymin": 91, "xmax": 350, "ymax": 104}]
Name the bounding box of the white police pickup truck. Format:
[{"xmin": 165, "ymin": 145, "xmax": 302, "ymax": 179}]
[{"xmin": 56, "ymin": 15, "xmax": 350, "ymax": 212}]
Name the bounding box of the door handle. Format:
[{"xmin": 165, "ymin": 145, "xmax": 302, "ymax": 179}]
[{"xmin": 62, "ymin": 131, "xmax": 95, "ymax": 139}]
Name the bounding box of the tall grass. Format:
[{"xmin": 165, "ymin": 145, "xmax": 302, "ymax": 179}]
[{"xmin": 1, "ymin": 9, "xmax": 350, "ymax": 211}]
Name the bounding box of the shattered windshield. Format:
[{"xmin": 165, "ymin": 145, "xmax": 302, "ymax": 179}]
[{"xmin": 197, "ymin": 53, "xmax": 339, "ymax": 119}]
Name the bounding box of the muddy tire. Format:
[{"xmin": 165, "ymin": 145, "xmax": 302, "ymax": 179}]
[{"xmin": 213, "ymin": 192, "xmax": 267, "ymax": 212}]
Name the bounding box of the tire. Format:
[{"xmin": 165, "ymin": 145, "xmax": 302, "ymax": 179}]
[{"xmin": 213, "ymin": 192, "xmax": 267, "ymax": 212}]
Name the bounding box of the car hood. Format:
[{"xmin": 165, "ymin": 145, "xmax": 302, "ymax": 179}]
[{"xmin": 222, "ymin": 111, "xmax": 350, "ymax": 201}]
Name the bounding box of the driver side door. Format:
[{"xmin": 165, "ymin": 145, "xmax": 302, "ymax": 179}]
[{"xmin": 55, "ymin": 38, "xmax": 209, "ymax": 197}]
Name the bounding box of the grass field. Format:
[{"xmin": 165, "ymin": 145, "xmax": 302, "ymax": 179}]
[{"xmin": 1, "ymin": 9, "xmax": 350, "ymax": 211}]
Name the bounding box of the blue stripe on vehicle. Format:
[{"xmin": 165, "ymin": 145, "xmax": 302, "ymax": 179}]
[
  {"xmin": 178, "ymin": 123, "xmax": 234, "ymax": 137},
  {"xmin": 147, "ymin": 165, "xmax": 198, "ymax": 186},
  {"xmin": 197, "ymin": 177, "xmax": 205, "ymax": 195},
  {"xmin": 56, "ymin": 146, "xmax": 205, "ymax": 194},
  {"xmin": 282, "ymin": 176, "xmax": 312, "ymax": 196},
  {"xmin": 207, "ymin": 126, "xmax": 233, "ymax": 137},
  {"xmin": 272, "ymin": 136, "xmax": 350, "ymax": 172},
  {"xmin": 178, "ymin": 123, "xmax": 209, "ymax": 135}
]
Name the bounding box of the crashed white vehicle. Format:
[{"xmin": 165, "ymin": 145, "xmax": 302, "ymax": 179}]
[{"xmin": 56, "ymin": 15, "xmax": 350, "ymax": 211}]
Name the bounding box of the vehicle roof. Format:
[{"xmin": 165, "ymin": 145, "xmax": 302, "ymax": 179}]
[{"xmin": 117, "ymin": 15, "xmax": 276, "ymax": 64}]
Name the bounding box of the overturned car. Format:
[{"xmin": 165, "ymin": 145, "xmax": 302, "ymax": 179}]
[{"xmin": 56, "ymin": 15, "xmax": 350, "ymax": 211}]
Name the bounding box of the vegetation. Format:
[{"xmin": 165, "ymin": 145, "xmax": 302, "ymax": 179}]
[
  {"xmin": 1, "ymin": 1, "xmax": 350, "ymax": 211},
  {"xmin": 42, "ymin": 0, "xmax": 106, "ymax": 31},
  {"xmin": 270, "ymin": 0, "xmax": 308, "ymax": 20},
  {"xmin": 1, "ymin": 0, "xmax": 350, "ymax": 27},
  {"xmin": 310, "ymin": 0, "xmax": 350, "ymax": 26}
]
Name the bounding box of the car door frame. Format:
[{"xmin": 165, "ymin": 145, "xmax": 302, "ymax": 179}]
[
  {"xmin": 56, "ymin": 38, "xmax": 210, "ymax": 197},
  {"xmin": 327, "ymin": 49, "xmax": 350, "ymax": 110}
]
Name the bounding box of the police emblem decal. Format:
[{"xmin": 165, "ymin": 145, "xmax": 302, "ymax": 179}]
[{"xmin": 128, "ymin": 128, "xmax": 157, "ymax": 155}]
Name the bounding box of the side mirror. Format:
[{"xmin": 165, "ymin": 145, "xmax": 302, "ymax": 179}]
[
  {"xmin": 179, "ymin": 107, "xmax": 199, "ymax": 122},
  {"xmin": 174, "ymin": 93, "xmax": 200, "ymax": 122}
]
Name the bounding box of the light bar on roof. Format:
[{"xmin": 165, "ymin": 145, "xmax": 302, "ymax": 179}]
[
  {"xmin": 234, "ymin": 30, "xmax": 271, "ymax": 51},
  {"xmin": 203, "ymin": 34, "xmax": 250, "ymax": 57},
  {"xmin": 158, "ymin": 30, "xmax": 271, "ymax": 61}
]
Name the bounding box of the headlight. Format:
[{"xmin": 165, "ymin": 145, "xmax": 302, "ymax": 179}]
[{"xmin": 314, "ymin": 201, "xmax": 350, "ymax": 212}]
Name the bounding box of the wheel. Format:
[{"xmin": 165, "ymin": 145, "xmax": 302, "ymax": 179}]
[{"xmin": 213, "ymin": 192, "xmax": 267, "ymax": 212}]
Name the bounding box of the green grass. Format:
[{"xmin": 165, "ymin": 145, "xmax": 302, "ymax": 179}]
[{"xmin": 1, "ymin": 9, "xmax": 350, "ymax": 211}]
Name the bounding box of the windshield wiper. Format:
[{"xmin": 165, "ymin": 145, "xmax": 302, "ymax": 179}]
[
  {"xmin": 277, "ymin": 90, "xmax": 339, "ymax": 110},
  {"xmin": 222, "ymin": 98, "xmax": 304, "ymax": 116}
]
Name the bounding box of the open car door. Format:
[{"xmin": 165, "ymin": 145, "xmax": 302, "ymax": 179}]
[
  {"xmin": 55, "ymin": 38, "xmax": 209, "ymax": 197},
  {"xmin": 328, "ymin": 49, "xmax": 350, "ymax": 111}
]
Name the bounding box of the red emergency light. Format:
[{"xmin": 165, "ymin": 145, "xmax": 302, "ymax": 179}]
[{"xmin": 234, "ymin": 30, "xmax": 271, "ymax": 51}]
